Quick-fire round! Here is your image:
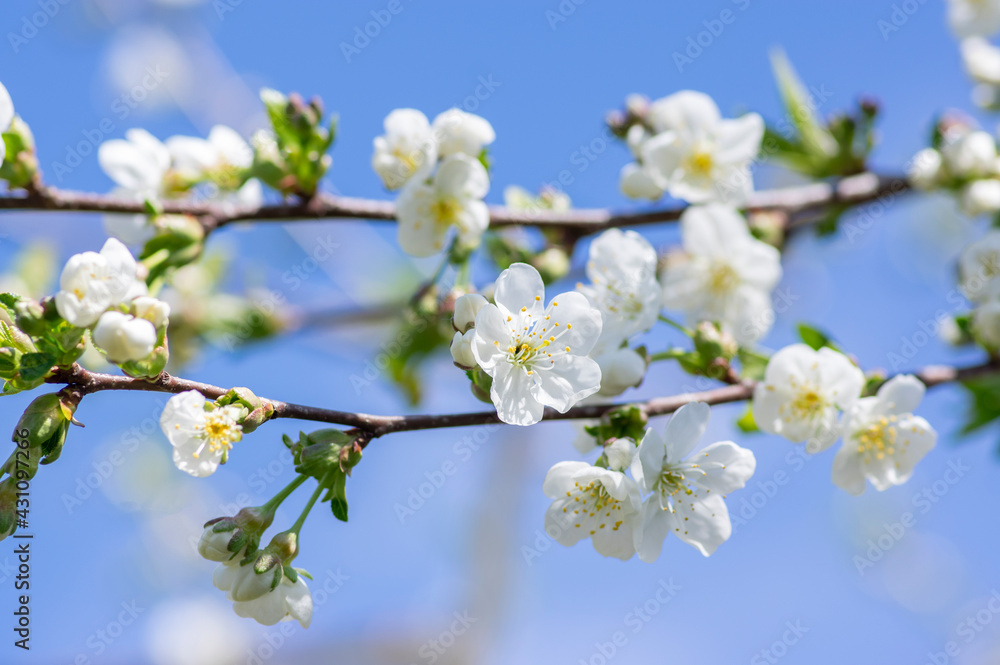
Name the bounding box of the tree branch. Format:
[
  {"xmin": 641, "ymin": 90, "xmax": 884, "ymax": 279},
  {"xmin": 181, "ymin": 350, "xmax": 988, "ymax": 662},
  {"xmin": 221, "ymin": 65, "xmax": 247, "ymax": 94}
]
[
  {"xmin": 44, "ymin": 356, "xmax": 994, "ymax": 440},
  {"xmin": 1, "ymin": 173, "xmax": 908, "ymax": 233}
]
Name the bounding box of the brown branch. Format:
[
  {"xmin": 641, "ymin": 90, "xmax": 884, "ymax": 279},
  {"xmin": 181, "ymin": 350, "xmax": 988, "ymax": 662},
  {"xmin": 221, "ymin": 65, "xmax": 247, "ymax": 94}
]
[
  {"xmin": 44, "ymin": 357, "xmax": 995, "ymax": 440},
  {"xmin": 1, "ymin": 173, "xmax": 909, "ymax": 233}
]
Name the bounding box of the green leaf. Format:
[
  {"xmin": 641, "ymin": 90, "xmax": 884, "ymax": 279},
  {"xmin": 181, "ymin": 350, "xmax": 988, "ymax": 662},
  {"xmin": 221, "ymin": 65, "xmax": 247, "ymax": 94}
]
[
  {"xmin": 18, "ymin": 352, "xmax": 55, "ymax": 382},
  {"xmin": 328, "ymin": 471, "xmax": 349, "ymax": 522},
  {"xmin": 736, "ymin": 405, "xmax": 759, "ymax": 433},
  {"xmin": 770, "ymin": 48, "xmax": 837, "ymax": 162},
  {"xmin": 797, "ymin": 323, "xmax": 833, "ymax": 351},
  {"xmin": 737, "ymin": 348, "xmax": 770, "ymax": 381},
  {"xmin": 961, "ymin": 375, "xmax": 1000, "ymax": 434}
]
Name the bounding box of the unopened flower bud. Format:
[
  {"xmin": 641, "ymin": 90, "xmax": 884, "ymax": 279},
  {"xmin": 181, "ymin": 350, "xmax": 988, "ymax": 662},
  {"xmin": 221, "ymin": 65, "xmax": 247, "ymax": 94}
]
[
  {"xmin": 603, "ymin": 437, "xmax": 636, "ymax": 472},
  {"xmin": 131, "ymin": 296, "xmax": 171, "ymax": 329},
  {"xmin": 531, "ymin": 247, "xmax": 571, "ymax": 283},
  {"xmin": 92, "ymin": 311, "xmax": 157, "ymax": 363},
  {"xmin": 450, "ymin": 330, "xmax": 477, "ymax": 369},
  {"xmin": 452, "ymin": 293, "xmax": 487, "ymax": 332}
]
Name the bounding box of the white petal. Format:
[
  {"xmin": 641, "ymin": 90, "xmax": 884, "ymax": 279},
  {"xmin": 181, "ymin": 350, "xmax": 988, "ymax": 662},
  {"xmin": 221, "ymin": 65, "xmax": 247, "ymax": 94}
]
[
  {"xmin": 542, "ymin": 460, "xmax": 592, "ymax": 498},
  {"xmin": 635, "ymin": 498, "xmax": 673, "ymax": 563},
  {"xmin": 490, "ymin": 361, "xmax": 543, "ymax": 426},
  {"xmin": 619, "ymin": 163, "xmax": 664, "ymax": 200},
  {"xmin": 875, "ymin": 374, "xmax": 925, "ymax": 416},
  {"xmin": 493, "ymin": 263, "xmax": 545, "ymax": 317},
  {"xmin": 713, "ymin": 113, "xmax": 764, "ymax": 165},
  {"xmin": 434, "ymin": 154, "xmax": 489, "ymax": 199},
  {"xmin": 669, "ymin": 492, "xmax": 731, "ymax": 556},
  {"xmin": 687, "ymin": 441, "xmax": 756, "ymax": 494},
  {"xmin": 831, "ymin": 445, "xmax": 867, "ymax": 496},
  {"xmin": 534, "ymin": 354, "xmax": 602, "ymax": 412},
  {"xmin": 662, "ymin": 402, "xmax": 710, "ymax": 462},
  {"xmin": 680, "ymin": 204, "xmax": 752, "ymax": 257}
]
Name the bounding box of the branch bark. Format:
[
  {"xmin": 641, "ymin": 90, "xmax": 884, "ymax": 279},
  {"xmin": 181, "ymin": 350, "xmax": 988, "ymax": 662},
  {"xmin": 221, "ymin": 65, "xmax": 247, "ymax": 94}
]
[
  {"xmin": 2, "ymin": 173, "xmax": 908, "ymax": 233},
  {"xmin": 44, "ymin": 357, "xmax": 994, "ymax": 440}
]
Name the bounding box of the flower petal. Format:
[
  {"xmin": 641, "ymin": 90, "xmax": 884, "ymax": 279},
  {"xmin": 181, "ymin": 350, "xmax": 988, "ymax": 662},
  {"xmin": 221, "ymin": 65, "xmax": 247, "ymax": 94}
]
[{"xmin": 662, "ymin": 401, "xmax": 710, "ymax": 462}]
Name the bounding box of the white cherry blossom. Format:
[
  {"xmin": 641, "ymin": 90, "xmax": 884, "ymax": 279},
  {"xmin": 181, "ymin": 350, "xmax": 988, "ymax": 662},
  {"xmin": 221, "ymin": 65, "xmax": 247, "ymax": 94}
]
[
  {"xmin": 98, "ymin": 128, "xmax": 171, "ymax": 197},
  {"xmin": 831, "ymin": 375, "xmax": 937, "ymax": 495},
  {"xmin": 543, "ymin": 460, "xmax": 642, "ymax": 560},
  {"xmin": 961, "ymin": 179, "xmax": 1000, "ymax": 215},
  {"xmin": 959, "ymin": 229, "xmax": 1000, "ymax": 302},
  {"xmin": 947, "ymin": 0, "xmax": 1000, "ymax": 39},
  {"xmin": 396, "ymin": 154, "xmax": 489, "ymax": 257},
  {"xmin": 432, "ymin": 108, "xmax": 495, "ymax": 158},
  {"xmin": 752, "ymin": 344, "xmax": 865, "ymax": 453},
  {"xmin": 54, "ymin": 238, "xmax": 146, "ymax": 327},
  {"xmin": 91, "ymin": 311, "xmax": 157, "ymax": 363},
  {"xmin": 941, "ymin": 129, "xmax": 997, "ymax": 178},
  {"xmin": 630, "ymin": 402, "xmax": 755, "ymax": 561},
  {"xmin": 638, "ymin": 91, "xmax": 764, "ymax": 204},
  {"xmin": 231, "ymin": 573, "xmax": 312, "ymax": 628},
  {"xmin": 907, "ymin": 148, "xmax": 943, "ymax": 190},
  {"xmin": 660, "ymin": 205, "xmax": 781, "ymax": 345},
  {"xmin": 372, "ymin": 108, "xmax": 438, "ymax": 190},
  {"xmin": 594, "ymin": 348, "xmax": 647, "ymax": 397},
  {"xmin": 578, "ymin": 229, "xmax": 660, "ymax": 349},
  {"xmin": 160, "ymin": 390, "xmax": 243, "ymax": 477},
  {"xmin": 972, "ymin": 299, "xmax": 1000, "ymax": 347},
  {"xmin": 471, "ymin": 263, "xmax": 602, "ymax": 426}
]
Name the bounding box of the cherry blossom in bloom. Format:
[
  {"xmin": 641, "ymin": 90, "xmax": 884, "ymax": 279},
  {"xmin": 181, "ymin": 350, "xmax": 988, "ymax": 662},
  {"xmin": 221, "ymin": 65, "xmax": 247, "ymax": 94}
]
[
  {"xmin": 54, "ymin": 238, "xmax": 147, "ymax": 327},
  {"xmin": 623, "ymin": 91, "xmax": 764, "ymax": 204},
  {"xmin": 160, "ymin": 390, "xmax": 243, "ymax": 477},
  {"xmin": 395, "ymin": 154, "xmax": 490, "ymax": 257},
  {"xmin": 372, "ymin": 108, "xmax": 438, "ymax": 190},
  {"xmin": 542, "ymin": 460, "xmax": 642, "ymax": 560},
  {"xmin": 752, "ymin": 344, "xmax": 865, "ymax": 453},
  {"xmin": 660, "ymin": 205, "xmax": 781, "ymax": 345},
  {"xmin": 831, "ymin": 375, "xmax": 937, "ymax": 495},
  {"xmin": 630, "ymin": 402, "xmax": 755, "ymax": 561},
  {"xmin": 471, "ymin": 263, "xmax": 602, "ymax": 426}
]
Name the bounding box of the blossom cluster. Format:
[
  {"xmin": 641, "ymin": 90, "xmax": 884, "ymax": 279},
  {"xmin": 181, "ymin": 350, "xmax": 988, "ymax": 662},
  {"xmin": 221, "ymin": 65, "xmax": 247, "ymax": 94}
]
[
  {"xmin": 753, "ymin": 344, "xmax": 937, "ymax": 495},
  {"xmin": 618, "ymin": 90, "xmax": 764, "ymax": 204},
  {"xmin": 909, "ymin": 122, "xmax": 1000, "ymax": 216},
  {"xmin": 543, "ymin": 402, "xmax": 756, "ymax": 561},
  {"xmin": 98, "ymin": 125, "xmax": 262, "ymax": 245},
  {"xmin": 372, "ymin": 108, "xmax": 495, "ymax": 257},
  {"xmin": 950, "ymin": 0, "xmax": 1000, "ymax": 108},
  {"xmin": 55, "ymin": 238, "xmax": 171, "ymax": 366}
]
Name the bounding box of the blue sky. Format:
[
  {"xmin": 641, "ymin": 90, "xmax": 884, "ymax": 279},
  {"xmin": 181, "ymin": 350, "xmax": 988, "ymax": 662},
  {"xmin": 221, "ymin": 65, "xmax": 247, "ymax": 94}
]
[{"xmin": 2, "ymin": 0, "xmax": 1000, "ymax": 663}]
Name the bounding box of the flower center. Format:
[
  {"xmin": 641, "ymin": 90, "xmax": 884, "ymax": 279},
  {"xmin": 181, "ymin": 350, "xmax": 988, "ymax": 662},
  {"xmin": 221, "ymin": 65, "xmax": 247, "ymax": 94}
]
[
  {"xmin": 687, "ymin": 150, "xmax": 714, "ymax": 176},
  {"xmin": 503, "ymin": 303, "xmax": 573, "ymax": 373},
  {"xmin": 854, "ymin": 415, "xmax": 902, "ymax": 464},
  {"xmin": 789, "ymin": 389, "xmax": 827, "ymax": 419},
  {"xmin": 192, "ymin": 410, "xmax": 242, "ymax": 459},
  {"xmin": 392, "ymin": 147, "xmax": 420, "ymax": 176},
  {"xmin": 563, "ymin": 480, "xmax": 627, "ymax": 534},
  {"xmin": 707, "ymin": 262, "xmax": 739, "ymax": 295},
  {"xmin": 657, "ymin": 468, "xmax": 694, "ymax": 499},
  {"xmin": 431, "ymin": 197, "xmax": 461, "ymax": 226}
]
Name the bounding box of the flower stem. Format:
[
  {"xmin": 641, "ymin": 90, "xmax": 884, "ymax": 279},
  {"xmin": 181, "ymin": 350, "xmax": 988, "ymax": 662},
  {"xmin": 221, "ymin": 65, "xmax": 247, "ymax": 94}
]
[
  {"xmin": 289, "ymin": 478, "xmax": 326, "ymax": 536},
  {"xmin": 260, "ymin": 474, "xmax": 308, "ymax": 514},
  {"xmin": 658, "ymin": 314, "xmax": 693, "ymax": 337},
  {"xmin": 649, "ymin": 348, "xmax": 689, "ymax": 363}
]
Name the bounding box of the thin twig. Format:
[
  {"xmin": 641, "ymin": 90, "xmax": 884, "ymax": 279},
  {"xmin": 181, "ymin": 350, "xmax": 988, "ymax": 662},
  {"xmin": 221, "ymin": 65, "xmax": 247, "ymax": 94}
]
[
  {"xmin": 44, "ymin": 358, "xmax": 995, "ymax": 440},
  {"xmin": 0, "ymin": 173, "xmax": 909, "ymax": 233}
]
